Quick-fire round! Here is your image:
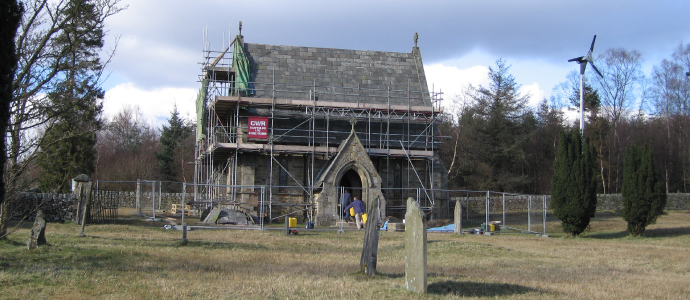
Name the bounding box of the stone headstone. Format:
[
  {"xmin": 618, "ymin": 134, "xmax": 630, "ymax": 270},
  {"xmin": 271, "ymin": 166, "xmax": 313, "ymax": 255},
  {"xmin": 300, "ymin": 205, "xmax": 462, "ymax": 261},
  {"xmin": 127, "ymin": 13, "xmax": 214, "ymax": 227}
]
[
  {"xmin": 72, "ymin": 175, "xmax": 93, "ymax": 237},
  {"xmin": 454, "ymin": 199, "xmax": 463, "ymax": 235},
  {"xmin": 405, "ymin": 197, "xmax": 427, "ymax": 294},
  {"xmin": 72, "ymin": 174, "xmax": 92, "ymax": 225},
  {"xmin": 360, "ymin": 196, "xmax": 381, "ymax": 275},
  {"xmin": 27, "ymin": 210, "xmax": 47, "ymax": 250}
]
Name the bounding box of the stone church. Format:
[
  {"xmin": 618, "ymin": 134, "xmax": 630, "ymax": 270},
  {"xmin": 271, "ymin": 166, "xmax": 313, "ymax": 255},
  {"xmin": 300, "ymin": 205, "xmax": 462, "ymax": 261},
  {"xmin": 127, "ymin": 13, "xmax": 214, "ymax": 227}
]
[{"xmin": 195, "ymin": 25, "xmax": 448, "ymax": 225}]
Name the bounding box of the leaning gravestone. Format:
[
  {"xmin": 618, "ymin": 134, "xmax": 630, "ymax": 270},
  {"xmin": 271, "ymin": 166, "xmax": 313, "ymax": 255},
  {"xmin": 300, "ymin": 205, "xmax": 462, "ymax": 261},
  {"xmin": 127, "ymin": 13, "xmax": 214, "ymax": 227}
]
[
  {"xmin": 454, "ymin": 199, "xmax": 463, "ymax": 235},
  {"xmin": 27, "ymin": 210, "xmax": 47, "ymax": 250},
  {"xmin": 405, "ymin": 197, "xmax": 427, "ymax": 294},
  {"xmin": 360, "ymin": 196, "xmax": 381, "ymax": 275}
]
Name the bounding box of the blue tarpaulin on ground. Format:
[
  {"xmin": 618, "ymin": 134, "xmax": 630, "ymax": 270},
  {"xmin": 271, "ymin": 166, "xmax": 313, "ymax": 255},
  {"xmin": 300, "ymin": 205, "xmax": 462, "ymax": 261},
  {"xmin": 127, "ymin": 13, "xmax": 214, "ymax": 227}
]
[
  {"xmin": 428, "ymin": 224, "xmax": 455, "ymax": 232},
  {"xmin": 380, "ymin": 220, "xmax": 389, "ymax": 231}
]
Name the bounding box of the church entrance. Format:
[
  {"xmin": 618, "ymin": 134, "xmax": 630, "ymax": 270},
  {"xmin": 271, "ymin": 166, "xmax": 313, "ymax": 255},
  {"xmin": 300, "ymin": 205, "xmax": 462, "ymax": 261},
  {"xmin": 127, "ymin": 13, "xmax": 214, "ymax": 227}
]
[
  {"xmin": 337, "ymin": 168, "xmax": 363, "ymax": 216},
  {"xmin": 312, "ymin": 129, "xmax": 385, "ymax": 226},
  {"xmin": 339, "ymin": 168, "xmax": 363, "ymax": 198}
]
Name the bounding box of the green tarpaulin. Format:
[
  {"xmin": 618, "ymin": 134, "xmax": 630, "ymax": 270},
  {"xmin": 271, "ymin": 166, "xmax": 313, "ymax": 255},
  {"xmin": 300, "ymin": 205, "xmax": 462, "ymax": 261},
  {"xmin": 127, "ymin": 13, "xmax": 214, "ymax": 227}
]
[
  {"xmin": 232, "ymin": 36, "xmax": 253, "ymax": 96},
  {"xmin": 196, "ymin": 79, "xmax": 208, "ymax": 142}
]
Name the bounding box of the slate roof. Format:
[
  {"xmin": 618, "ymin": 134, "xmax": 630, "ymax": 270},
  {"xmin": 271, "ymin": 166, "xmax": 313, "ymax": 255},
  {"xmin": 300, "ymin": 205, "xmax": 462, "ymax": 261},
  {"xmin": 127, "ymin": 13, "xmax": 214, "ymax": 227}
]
[{"xmin": 244, "ymin": 43, "xmax": 431, "ymax": 107}]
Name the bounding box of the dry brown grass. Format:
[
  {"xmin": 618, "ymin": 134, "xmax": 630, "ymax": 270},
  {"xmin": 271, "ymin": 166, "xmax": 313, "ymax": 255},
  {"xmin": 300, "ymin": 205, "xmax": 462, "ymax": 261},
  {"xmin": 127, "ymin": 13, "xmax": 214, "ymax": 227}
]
[{"xmin": 1, "ymin": 209, "xmax": 689, "ymax": 299}]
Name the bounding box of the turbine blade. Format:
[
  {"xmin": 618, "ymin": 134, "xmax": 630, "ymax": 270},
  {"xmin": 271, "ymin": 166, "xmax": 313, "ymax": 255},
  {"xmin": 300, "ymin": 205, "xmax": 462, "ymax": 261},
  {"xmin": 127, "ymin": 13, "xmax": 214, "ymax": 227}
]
[
  {"xmin": 590, "ymin": 35, "xmax": 597, "ymax": 52},
  {"xmin": 568, "ymin": 56, "xmax": 584, "ymax": 62},
  {"xmin": 590, "ymin": 62, "xmax": 603, "ymax": 78}
]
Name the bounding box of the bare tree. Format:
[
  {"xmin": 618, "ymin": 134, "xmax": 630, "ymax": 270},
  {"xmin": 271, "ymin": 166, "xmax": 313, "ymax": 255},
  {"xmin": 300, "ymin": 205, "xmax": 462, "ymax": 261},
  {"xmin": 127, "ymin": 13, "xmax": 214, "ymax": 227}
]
[
  {"xmin": 593, "ymin": 48, "xmax": 644, "ymax": 193},
  {"xmin": 651, "ymin": 43, "xmax": 690, "ymax": 192},
  {"xmin": 95, "ymin": 106, "xmax": 159, "ymax": 184},
  {"xmin": 1, "ymin": 0, "xmax": 124, "ymax": 236},
  {"xmin": 595, "ymin": 48, "xmax": 644, "ymax": 128}
]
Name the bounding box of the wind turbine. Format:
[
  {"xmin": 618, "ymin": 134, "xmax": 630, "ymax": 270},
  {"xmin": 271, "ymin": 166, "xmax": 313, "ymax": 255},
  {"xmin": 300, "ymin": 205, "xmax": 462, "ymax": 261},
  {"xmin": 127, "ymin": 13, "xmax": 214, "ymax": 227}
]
[{"xmin": 568, "ymin": 35, "xmax": 603, "ymax": 136}]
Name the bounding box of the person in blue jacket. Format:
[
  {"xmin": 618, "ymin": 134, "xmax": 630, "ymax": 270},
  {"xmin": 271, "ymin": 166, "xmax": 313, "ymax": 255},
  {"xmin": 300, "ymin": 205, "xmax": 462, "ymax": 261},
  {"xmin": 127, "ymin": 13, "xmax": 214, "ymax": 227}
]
[
  {"xmin": 344, "ymin": 196, "xmax": 366, "ymax": 229},
  {"xmin": 339, "ymin": 189, "xmax": 352, "ymax": 221}
]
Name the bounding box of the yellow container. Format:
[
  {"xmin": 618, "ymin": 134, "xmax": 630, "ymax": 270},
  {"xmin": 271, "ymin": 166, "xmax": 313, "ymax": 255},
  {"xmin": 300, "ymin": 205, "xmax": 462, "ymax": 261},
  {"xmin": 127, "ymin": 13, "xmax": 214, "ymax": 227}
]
[
  {"xmin": 288, "ymin": 217, "xmax": 297, "ymax": 228},
  {"xmin": 349, "ymin": 207, "xmax": 355, "ymax": 216},
  {"xmin": 362, "ymin": 213, "xmax": 368, "ymax": 224},
  {"xmin": 488, "ymin": 224, "xmax": 495, "ymax": 232}
]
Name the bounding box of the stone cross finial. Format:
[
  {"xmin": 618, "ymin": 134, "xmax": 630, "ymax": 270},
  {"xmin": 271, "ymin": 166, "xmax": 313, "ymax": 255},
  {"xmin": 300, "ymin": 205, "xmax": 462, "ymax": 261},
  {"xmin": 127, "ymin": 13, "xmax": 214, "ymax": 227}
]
[
  {"xmin": 349, "ymin": 118, "xmax": 357, "ymax": 133},
  {"xmin": 414, "ymin": 32, "xmax": 418, "ymax": 48}
]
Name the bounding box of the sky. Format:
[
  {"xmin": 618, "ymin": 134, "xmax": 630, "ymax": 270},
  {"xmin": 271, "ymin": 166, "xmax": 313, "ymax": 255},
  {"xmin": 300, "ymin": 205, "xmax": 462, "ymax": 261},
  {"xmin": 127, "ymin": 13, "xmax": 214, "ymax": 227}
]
[{"xmin": 100, "ymin": 0, "xmax": 690, "ymax": 128}]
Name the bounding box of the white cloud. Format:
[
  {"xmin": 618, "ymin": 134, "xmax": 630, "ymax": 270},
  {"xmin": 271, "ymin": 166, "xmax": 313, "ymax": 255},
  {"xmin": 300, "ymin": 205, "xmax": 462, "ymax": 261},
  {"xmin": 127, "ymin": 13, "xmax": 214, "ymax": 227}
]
[
  {"xmin": 424, "ymin": 63, "xmax": 490, "ymax": 110},
  {"xmin": 425, "ymin": 62, "xmax": 550, "ymax": 113},
  {"xmin": 103, "ymin": 83, "xmax": 197, "ymax": 128},
  {"xmin": 519, "ymin": 82, "xmax": 546, "ymax": 107}
]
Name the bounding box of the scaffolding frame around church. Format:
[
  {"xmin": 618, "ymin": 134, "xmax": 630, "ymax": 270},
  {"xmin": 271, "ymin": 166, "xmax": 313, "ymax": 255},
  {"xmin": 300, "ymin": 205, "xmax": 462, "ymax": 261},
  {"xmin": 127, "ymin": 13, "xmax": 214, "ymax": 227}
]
[{"xmin": 193, "ymin": 37, "xmax": 448, "ymax": 222}]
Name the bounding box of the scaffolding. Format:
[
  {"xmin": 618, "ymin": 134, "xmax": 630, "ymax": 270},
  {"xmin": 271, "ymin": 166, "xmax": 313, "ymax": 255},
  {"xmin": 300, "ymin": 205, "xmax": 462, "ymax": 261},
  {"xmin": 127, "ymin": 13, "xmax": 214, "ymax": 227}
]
[{"xmin": 194, "ymin": 31, "xmax": 448, "ymax": 222}]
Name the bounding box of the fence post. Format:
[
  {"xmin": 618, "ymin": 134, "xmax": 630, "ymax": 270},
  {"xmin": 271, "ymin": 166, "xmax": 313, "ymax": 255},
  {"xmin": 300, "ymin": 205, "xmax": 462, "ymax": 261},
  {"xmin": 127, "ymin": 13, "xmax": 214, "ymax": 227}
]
[
  {"xmin": 151, "ymin": 181, "xmax": 156, "ymax": 220},
  {"xmin": 485, "ymin": 191, "xmax": 490, "ymax": 228},
  {"xmin": 543, "ymin": 195, "xmax": 547, "ymax": 235},
  {"xmin": 158, "ymin": 181, "xmax": 162, "ymax": 213},
  {"xmin": 181, "ymin": 184, "xmax": 186, "ymax": 226},
  {"xmin": 502, "ymin": 193, "xmax": 506, "ymax": 228},
  {"xmin": 528, "ymin": 195, "xmax": 532, "ymax": 233},
  {"xmin": 136, "ymin": 179, "xmax": 141, "ymax": 215}
]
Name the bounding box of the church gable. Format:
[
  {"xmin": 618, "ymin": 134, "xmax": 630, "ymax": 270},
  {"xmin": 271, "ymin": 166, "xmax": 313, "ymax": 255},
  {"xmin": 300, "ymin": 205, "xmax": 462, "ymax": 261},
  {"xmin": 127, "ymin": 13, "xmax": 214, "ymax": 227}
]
[{"xmin": 315, "ymin": 127, "xmax": 381, "ymax": 188}]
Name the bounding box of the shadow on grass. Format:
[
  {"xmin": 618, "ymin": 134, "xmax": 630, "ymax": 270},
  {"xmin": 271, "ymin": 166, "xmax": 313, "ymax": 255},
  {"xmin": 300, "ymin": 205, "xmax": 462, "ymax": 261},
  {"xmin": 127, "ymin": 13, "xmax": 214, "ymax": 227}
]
[
  {"xmin": 587, "ymin": 231, "xmax": 629, "ymax": 239},
  {"xmin": 643, "ymin": 226, "xmax": 690, "ymax": 238},
  {"xmin": 374, "ymin": 272, "xmax": 405, "ymax": 279},
  {"xmin": 587, "ymin": 226, "xmax": 690, "ymax": 239},
  {"xmin": 177, "ymin": 240, "xmax": 269, "ymax": 250},
  {"xmin": 427, "ymin": 280, "xmax": 540, "ymax": 297}
]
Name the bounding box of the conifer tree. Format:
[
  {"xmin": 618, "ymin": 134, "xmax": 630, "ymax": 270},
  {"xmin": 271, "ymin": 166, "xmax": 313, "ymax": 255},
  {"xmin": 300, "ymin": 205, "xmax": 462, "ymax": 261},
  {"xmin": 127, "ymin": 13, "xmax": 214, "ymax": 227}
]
[
  {"xmin": 37, "ymin": 0, "xmax": 105, "ymax": 192},
  {"xmin": 622, "ymin": 144, "xmax": 666, "ymax": 236},
  {"xmin": 551, "ymin": 129, "xmax": 598, "ymax": 236},
  {"xmin": 157, "ymin": 106, "xmax": 193, "ymax": 188},
  {"xmin": 466, "ymin": 59, "xmax": 532, "ymax": 192}
]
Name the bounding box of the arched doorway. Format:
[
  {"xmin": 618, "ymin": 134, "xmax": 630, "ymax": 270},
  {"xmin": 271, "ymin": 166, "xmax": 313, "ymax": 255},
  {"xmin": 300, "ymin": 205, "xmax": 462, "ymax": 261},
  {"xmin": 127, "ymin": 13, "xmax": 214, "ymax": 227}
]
[
  {"xmin": 339, "ymin": 168, "xmax": 363, "ymax": 198},
  {"xmin": 311, "ymin": 130, "xmax": 385, "ymax": 226},
  {"xmin": 337, "ymin": 168, "xmax": 362, "ymax": 215}
]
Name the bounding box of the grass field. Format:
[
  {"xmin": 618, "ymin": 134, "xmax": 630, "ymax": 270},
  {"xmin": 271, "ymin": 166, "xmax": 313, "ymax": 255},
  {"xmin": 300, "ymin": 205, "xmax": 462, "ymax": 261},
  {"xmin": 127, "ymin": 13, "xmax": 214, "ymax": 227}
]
[{"xmin": 1, "ymin": 209, "xmax": 689, "ymax": 299}]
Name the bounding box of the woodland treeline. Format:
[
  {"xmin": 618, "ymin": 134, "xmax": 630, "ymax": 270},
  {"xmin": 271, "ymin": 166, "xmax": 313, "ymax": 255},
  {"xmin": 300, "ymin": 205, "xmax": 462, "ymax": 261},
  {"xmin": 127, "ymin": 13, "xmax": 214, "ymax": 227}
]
[
  {"xmin": 438, "ymin": 45, "xmax": 690, "ymax": 195},
  {"xmin": 93, "ymin": 106, "xmax": 195, "ymax": 191}
]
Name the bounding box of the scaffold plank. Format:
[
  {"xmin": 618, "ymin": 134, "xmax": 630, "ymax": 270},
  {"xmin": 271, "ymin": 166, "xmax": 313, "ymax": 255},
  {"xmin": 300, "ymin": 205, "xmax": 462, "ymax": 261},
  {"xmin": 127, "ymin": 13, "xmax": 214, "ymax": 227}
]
[{"xmin": 213, "ymin": 96, "xmax": 442, "ymax": 115}]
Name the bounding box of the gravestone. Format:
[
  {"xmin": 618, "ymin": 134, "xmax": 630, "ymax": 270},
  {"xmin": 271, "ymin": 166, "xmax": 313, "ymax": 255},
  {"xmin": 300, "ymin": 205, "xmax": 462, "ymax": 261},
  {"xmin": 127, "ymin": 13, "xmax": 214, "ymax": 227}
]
[
  {"xmin": 27, "ymin": 210, "xmax": 47, "ymax": 250},
  {"xmin": 360, "ymin": 196, "xmax": 381, "ymax": 275},
  {"xmin": 405, "ymin": 197, "xmax": 427, "ymax": 294},
  {"xmin": 454, "ymin": 199, "xmax": 463, "ymax": 235},
  {"xmin": 72, "ymin": 174, "xmax": 92, "ymax": 224},
  {"xmin": 72, "ymin": 174, "xmax": 93, "ymax": 237}
]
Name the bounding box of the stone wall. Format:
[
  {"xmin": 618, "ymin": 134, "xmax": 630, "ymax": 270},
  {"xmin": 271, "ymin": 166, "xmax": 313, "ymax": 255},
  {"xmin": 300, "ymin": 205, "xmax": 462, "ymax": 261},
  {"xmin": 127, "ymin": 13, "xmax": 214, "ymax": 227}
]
[
  {"xmin": 597, "ymin": 193, "xmax": 690, "ymax": 210},
  {"xmin": 9, "ymin": 193, "xmax": 76, "ymax": 222},
  {"xmin": 112, "ymin": 191, "xmax": 194, "ymax": 209},
  {"xmin": 9, "ymin": 191, "xmax": 195, "ymax": 222},
  {"xmin": 449, "ymin": 193, "xmax": 690, "ymax": 217}
]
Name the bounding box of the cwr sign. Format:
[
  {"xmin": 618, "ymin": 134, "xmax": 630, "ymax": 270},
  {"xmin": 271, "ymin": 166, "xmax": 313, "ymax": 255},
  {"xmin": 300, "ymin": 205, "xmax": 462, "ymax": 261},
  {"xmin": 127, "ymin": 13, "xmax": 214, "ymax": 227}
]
[{"xmin": 247, "ymin": 116, "xmax": 268, "ymax": 139}]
